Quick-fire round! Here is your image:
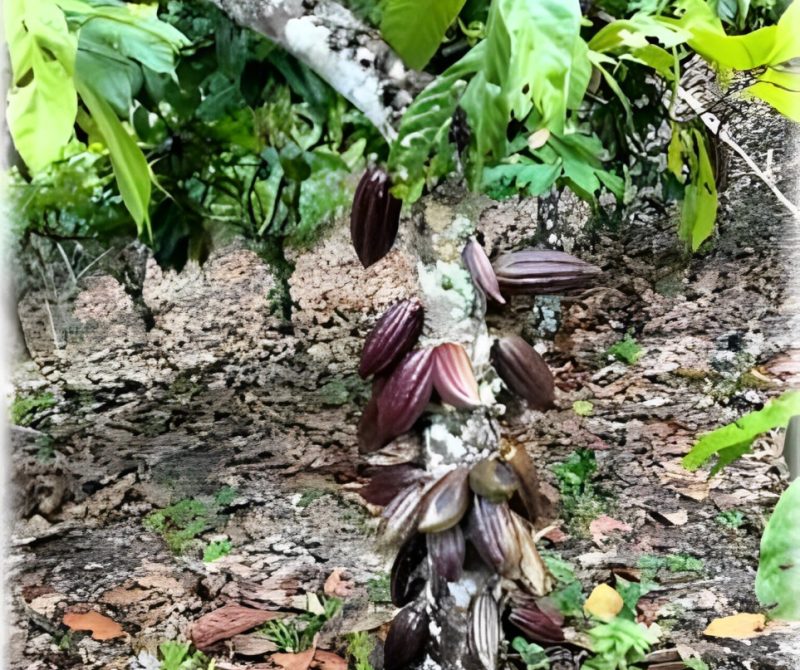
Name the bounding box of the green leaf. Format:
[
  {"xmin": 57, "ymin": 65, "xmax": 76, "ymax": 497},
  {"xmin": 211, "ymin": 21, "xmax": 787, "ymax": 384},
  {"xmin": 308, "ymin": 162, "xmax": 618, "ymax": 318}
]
[
  {"xmin": 481, "ymin": 161, "xmax": 560, "ymax": 199},
  {"xmin": 682, "ymin": 391, "xmax": 800, "ymax": 472},
  {"xmin": 756, "ymin": 479, "xmax": 800, "ymax": 620},
  {"xmin": 667, "ymin": 123, "xmax": 683, "ymax": 179},
  {"xmin": 678, "ymin": 129, "xmax": 717, "ymax": 251},
  {"xmin": 5, "ymin": 0, "xmax": 78, "ymax": 171},
  {"xmin": 388, "ymin": 44, "xmax": 482, "ymax": 201},
  {"xmin": 76, "ymin": 76, "xmax": 152, "ymax": 237},
  {"xmin": 380, "ymin": 0, "xmax": 467, "ymax": 70},
  {"xmin": 748, "ymin": 67, "xmax": 800, "ymax": 121}
]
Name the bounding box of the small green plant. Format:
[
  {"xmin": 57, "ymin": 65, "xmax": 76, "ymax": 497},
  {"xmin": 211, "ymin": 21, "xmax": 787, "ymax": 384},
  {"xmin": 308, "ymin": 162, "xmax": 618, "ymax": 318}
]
[
  {"xmin": 715, "ymin": 509, "xmax": 745, "ymax": 529},
  {"xmin": 541, "ymin": 551, "xmax": 585, "ymax": 617},
  {"xmin": 582, "ymin": 617, "xmax": 660, "ymax": 670},
  {"xmin": 551, "ymin": 449, "xmax": 606, "ymax": 533},
  {"xmin": 261, "ymin": 596, "xmax": 342, "ymax": 653},
  {"xmin": 607, "ymin": 333, "xmax": 643, "ymax": 365},
  {"xmin": 297, "ymin": 488, "xmax": 327, "ymax": 508},
  {"xmin": 144, "ymin": 499, "xmax": 210, "ymax": 554},
  {"xmin": 572, "ymin": 400, "xmax": 594, "ymax": 417},
  {"xmin": 10, "ymin": 392, "xmax": 56, "ymax": 426},
  {"xmin": 346, "ymin": 631, "xmax": 376, "ymax": 670},
  {"xmin": 638, "ymin": 553, "xmax": 704, "ymax": 578},
  {"xmin": 214, "ymin": 486, "xmax": 237, "ymax": 506},
  {"xmin": 366, "ymin": 573, "xmax": 392, "ymax": 604},
  {"xmin": 203, "ymin": 539, "xmax": 232, "ymax": 562},
  {"xmin": 158, "ymin": 641, "xmax": 211, "ymax": 670},
  {"xmin": 512, "ymin": 636, "xmax": 550, "ymax": 669},
  {"xmin": 683, "ymin": 658, "xmax": 710, "ymax": 670}
]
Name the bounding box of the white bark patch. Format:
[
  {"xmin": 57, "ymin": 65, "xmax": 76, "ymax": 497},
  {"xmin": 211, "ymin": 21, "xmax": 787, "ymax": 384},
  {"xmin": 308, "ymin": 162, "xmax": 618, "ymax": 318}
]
[{"xmin": 284, "ymin": 16, "xmax": 395, "ymax": 139}]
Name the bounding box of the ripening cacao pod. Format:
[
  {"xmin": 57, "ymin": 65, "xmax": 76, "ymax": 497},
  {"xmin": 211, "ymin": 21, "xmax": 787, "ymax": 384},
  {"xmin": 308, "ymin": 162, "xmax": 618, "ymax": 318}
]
[
  {"xmin": 357, "ymin": 375, "xmax": 389, "ymax": 453},
  {"xmin": 418, "ymin": 467, "xmax": 470, "ymax": 532},
  {"xmin": 462, "ymin": 237, "xmax": 505, "ymax": 304},
  {"xmin": 350, "ymin": 167, "xmax": 402, "ymax": 268},
  {"xmin": 492, "ymin": 249, "xmax": 601, "ymax": 294},
  {"xmin": 427, "ymin": 525, "xmax": 465, "ymax": 582},
  {"xmin": 359, "ymin": 299, "xmax": 424, "ymax": 378},
  {"xmin": 467, "ymin": 495, "xmax": 521, "ymax": 578},
  {"xmin": 508, "ymin": 597, "xmax": 565, "ymax": 644},
  {"xmin": 382, "ymin": 481, "xmax": 425, "ymax": 544},
  {"xmin": 376, "ymin": 348, "xmax": 434, "ymax": 443},
  {"xmin": 432, "ymin": 343, "xmax": 481, "ymax": 409},
  {"xmin": 469, "ymin": 458, "xmax": 518, "ymax": 502},
  {"xmin": 491, "ymin": 335, "xmax": 555, "ymax": 410},
  {"xmin": 384, "ymin": 605, "xmax": 429, "ymax": 670}
]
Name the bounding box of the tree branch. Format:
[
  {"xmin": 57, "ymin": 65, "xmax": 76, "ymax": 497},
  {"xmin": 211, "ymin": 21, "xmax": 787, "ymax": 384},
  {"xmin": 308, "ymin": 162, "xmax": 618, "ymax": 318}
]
[{"xmin": 209, "ymin": 0, "xmax": 426, "ymax": 140}]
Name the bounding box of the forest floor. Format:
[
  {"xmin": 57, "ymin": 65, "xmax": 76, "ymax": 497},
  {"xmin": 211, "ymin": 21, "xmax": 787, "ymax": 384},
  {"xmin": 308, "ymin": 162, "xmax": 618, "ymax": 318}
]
[{"xmin": 8, "ymin": 100, "xmax": 800, "ymax": 669}]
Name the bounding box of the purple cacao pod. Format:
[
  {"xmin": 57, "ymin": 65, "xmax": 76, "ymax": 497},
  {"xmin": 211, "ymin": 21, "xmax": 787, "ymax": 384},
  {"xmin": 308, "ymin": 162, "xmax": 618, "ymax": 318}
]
[
  {"xmin": 462, "ymin": 237, "xmax": 505, "ymax": 304},
  {"xmin": 427, "ymin": 525, "xmax": 465, "ymax": 582},
  {"xmin": 491, "ymin": 335, "xmax": 555, "ymax": 410},
  {"xmin": 467, "ymin": 495, "xmax": 521, "ymax": 578},
  {"xmin": 376, "ymin": 348, "xmax": 434, "ymax": 443},
  {"xmin": 493, "ymin": 249, "xmax": 601, "ymax": 295},
  {"xmin": 359, "ymin": 299, "xmax": 424, "ymax": 378},
  {"xmin": 350, "ymin": 168, "xmax": 402, "ymax": 268},
  {"xmin": 391, "ymin": 533, "xmax": 427, "ymax": 606},
  {"xmin": 469, "ymin": 589, "xmax": 500, "ymax": 670},
  {"xmin": 384, "ymin": 605, "xmax": 429, "ymax": 670}
]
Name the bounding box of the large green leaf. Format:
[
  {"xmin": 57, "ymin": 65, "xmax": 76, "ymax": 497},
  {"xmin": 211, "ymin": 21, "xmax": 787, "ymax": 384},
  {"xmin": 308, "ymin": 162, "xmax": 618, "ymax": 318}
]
[
  {"xmin": 756, "ymin": 479, "xmax": 800, "ymax": 620},
  {"xmin": 678, "ymin": 129, "xmax": 717, "ymax": 251},
  {"xmin": 5, "ymin": 0, "xmax": 78, "ymax": 170},
  {"xmin": 76, "ymin": 76, "xmax": 152, "ymax": 236},
  {"xmin": 380, "ymin": 0, "xmax": 466, "ymax": 70},
  {"xmin": 683, "ymin": 391, "xmax": 800, "ymax": 473},
  {"xmin": 387, "ymin": 44, "xmax": 483, "ymax": 201},
  {"xmin": 487, "ymin": 0, "xmax": 585, "ymax": 133}
]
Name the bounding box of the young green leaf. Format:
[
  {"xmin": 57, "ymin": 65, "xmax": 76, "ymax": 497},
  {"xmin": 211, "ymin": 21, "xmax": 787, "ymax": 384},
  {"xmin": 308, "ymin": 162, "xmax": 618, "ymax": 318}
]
[
  {"xmin": 678, "ymin": 128, "xmax": 717, "ymax": 251},
  {"xmin": 682, "ymin": 390, "xmax": 800, "ymax": 473},
  {"xmin": 5, "ymin": 0, "xmax": 78, "ymax": 170},
  {"xmin": 755, "ymin": 479, "xmax": 800, "ymax": 620},
  {"xmin": 380, "ymin": 0, "xmax": 466, "ymax": 70},
  {"xmin": 76, "ymin": 76, "xmax": 152, "ymax": 238}
]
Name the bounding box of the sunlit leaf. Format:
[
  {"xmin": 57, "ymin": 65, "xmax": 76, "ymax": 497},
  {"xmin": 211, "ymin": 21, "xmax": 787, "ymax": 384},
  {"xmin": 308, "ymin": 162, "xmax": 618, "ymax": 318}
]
[
  {"xmin": 682, "ymin": 391, "xmax": 800, "ymax": 472},
  {"xmin": 76, "ymin": 76, "xmax": 152, "ymax": 237},
  {"xmin": 678, "ymin": 129, "xmax": 717, "ymax": 251},
  {"xmin": 756, "ymin": 479, "xmax": 800, "ymax": 620},
  {"xmin": 380, "ymin": 0, "xmax": 466, "ymax": 70}
]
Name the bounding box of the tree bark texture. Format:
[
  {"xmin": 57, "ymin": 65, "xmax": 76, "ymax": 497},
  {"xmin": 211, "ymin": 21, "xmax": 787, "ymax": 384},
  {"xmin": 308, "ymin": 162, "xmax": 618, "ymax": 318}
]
[
  {"xmin": 207, "ymin": 0, "xmax": 425, "ymax": 140},
  {"xmin": 8, "ymin": 99, "xmax": 800, "ymax": 670}
]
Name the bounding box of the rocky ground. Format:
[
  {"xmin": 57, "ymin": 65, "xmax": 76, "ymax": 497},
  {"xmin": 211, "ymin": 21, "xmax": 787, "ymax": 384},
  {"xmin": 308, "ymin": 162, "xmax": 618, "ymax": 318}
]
[{"xmin": 7, "ymin": 96, "xmax": 800, "ymax": 669}]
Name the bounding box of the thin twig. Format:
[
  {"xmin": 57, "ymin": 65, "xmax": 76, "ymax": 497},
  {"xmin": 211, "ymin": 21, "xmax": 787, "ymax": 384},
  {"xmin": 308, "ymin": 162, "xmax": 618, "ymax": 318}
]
[{"xmin": 677, "ymin": 86, "xmax": 800, "ymax": 218}]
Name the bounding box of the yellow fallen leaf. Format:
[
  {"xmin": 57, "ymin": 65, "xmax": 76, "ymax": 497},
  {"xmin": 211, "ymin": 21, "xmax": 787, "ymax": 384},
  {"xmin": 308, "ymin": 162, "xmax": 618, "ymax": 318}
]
[
  {"xmin": 583, "ymin": 584, "xmax": 624, "ymax": 621},
  {"xmin": 704, "ymin": 613, "xmax": 766, "ymax": 639}
]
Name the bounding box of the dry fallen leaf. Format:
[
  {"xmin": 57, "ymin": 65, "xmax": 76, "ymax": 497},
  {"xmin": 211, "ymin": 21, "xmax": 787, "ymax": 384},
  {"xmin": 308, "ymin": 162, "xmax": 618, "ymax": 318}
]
[
  {"xmin": 272, "ymin": 647, "xmax": 316, "ymax": 670},
  {"xmin": 703, "ymin": 613, "xmax": 766, "ymax": 639},
  {"xmin": 589, "ymin": 515, "xmax": 632, "ymax": 545},
  {"xmin": 583, "ymin": 584, "xmax": 624, "ymax": 621},
  {"xmin": 661, "ymin": 510, "xmax": 688, "ymax": 526},
  {"xmin": 312, "ymin": 649, "xmax": 348, "ymax": 669},
  {"xmin": 191, "ymin": 604, "xmax": 282, "ymax": 650},
  {"xmin": 62, "ymin": 610, "xmax": 125, "ymax": 640},
  {"xmin": 323, "ymin": 568, "xmax": 355, "ymax": 598}
]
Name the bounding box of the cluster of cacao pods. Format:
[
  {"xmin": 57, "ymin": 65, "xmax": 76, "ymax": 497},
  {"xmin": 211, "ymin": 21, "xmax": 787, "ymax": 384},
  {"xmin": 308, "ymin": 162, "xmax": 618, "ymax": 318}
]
[
  {"xmin": 350, "ymin": 166, "xmax": 602, "ymax": 668},
  {"xmin": 379, "ymin": 456, "xmax": 560, "ymax": 670}
]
